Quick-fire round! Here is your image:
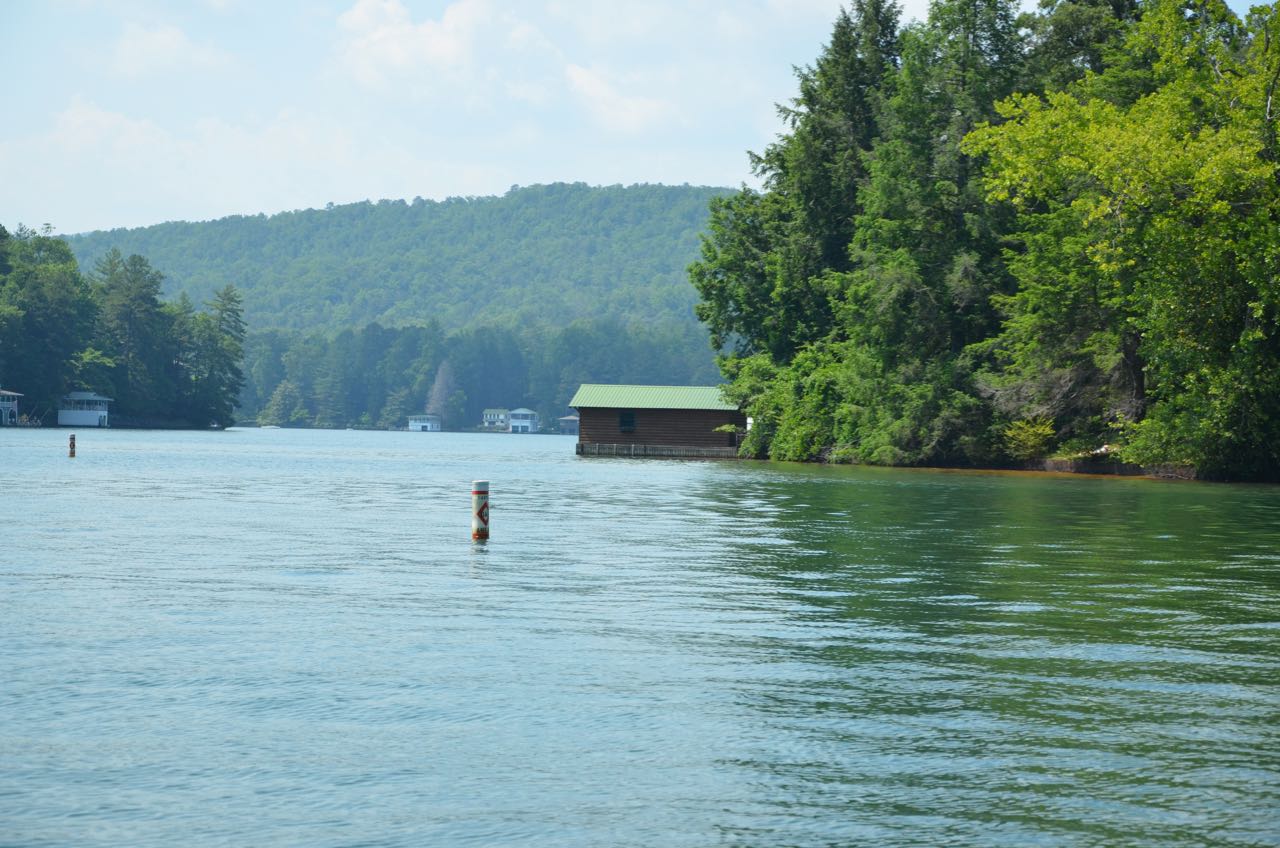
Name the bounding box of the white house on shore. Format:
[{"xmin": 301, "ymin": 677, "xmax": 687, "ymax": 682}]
[
  {"xmin": 508, "ymin": 408, "xmax": 540, "ymax": 433},
  {"xmin": 481, "ymin": 408, "xmax": 509, "ymax": 430},
  {"xmin": 58, "ymin": 391, "xmax": 112, "ymax": 427},
  {"xmin": 0, "ymin": 389, "xmax": 21, "ymax": 426},
  {"xmin": 408, "ymin": 413, "xmax": 442, "ymax": 432}
]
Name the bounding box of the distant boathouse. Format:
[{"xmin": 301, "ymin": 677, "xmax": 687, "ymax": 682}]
[
  {"xmin": 58, "ymin": 391, "xmax": 112, "ymax": 428},
  {"xmin": 0, "ymin": 389, "xmax": 21, "ymax": 426},
  {"xmin": 508, "ymin": 408, "xmax": 540, "ymax": 434},
  {"xmin": 408, "ymin": 414, "xmax": 442, "ymax": 432},
  {"xmin": 570, "ymin": 384, "xmax": 745, "ymax": 459}
]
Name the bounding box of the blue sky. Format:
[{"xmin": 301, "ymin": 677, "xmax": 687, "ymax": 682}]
[{"xmin": 0, "ymin": 0, "xmax": 1258, "ymax": 234}]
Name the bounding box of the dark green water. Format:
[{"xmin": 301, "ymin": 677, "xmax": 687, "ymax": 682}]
[{"xmin": 2, "ymin": 429, "xmax": 1277, "ymax": 846}]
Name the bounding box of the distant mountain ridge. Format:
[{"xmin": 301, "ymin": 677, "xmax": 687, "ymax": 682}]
[{"xmin": 64, "ymin": 182, "xmax": 733, "ymax": 333}]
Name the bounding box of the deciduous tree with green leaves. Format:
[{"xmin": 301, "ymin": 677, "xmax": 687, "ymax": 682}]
[
  {"xmin": 965, "ymin": 0, "xmax": 1280, "ymax": 479},
  {"xmin": 0, "ymin": 226, "xmax": 98, "ymax": 420}
]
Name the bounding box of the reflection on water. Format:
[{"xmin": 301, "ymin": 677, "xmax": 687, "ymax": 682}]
[
  {"xmin": 2, "ymin": 428, "xmax": 1277, "ymax": 847},
  {"xmin": 688, "ymin": 466, "xmax": 1280, "ymax": 845}
]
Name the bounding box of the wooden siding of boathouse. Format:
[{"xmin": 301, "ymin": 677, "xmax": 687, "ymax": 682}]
[{"xmin": 570, "ymin": 384, "xmax": 745, "ymax": 459}]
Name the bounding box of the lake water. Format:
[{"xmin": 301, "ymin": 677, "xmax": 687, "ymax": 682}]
[{"xmin": 2, "ymin": 427, "xmax": 1278, "ymax": 847}]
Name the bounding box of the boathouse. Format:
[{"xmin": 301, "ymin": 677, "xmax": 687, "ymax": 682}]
[
  {"xmin": 408, "ymin": 413, "xmax": 442, "ymax": 431},
  {"xmin": 570, "ymin": 384, "xmax": 745, "ymax": 458},
  {"xmin": 58, "ymin": 391, "xmax": 112, "ymax": 427},
  {"xmin": 0, "ymin": 389, "xmax": 21, "ymax": 426},
  {"xmin": 509, "ymin": 408, "xmax": 540, "ymax": 433}
]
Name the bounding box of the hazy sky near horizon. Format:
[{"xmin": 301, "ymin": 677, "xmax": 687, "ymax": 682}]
[{"xmin": 1, "ymin": 0, "xmax": 1257, "ymax": 234}]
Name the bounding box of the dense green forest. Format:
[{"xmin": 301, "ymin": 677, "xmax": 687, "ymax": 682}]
[
  {"xmin": 65, "ymin": 183, "xmax": 727, "ymax": 334},
  {"xmin": 0, "ymin": 226, "xmax": 245, "ymax": 427},
  {"xmin": 57, "ymin": 182, "xmax": 725, "ymax": 428},
  {"xmin": 15, "ymin": 0, "xmax": 1277, "ymax": 461},
  {"xmin": 2, "ymin": 210, "xmax": 716, "ymax": 428},
  {"xmin": 241, "ymin": 317, "xmax": 718, "ymax": 430},
  {"xmin": 692, "ymin": 0, "xmax": 1279, "ymax": 480}
]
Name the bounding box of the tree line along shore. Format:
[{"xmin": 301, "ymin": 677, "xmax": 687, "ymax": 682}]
[
  {"xmin": 5, "ymin": 0, "xmax": 1277, "ymax": 482},
  {"xmin": 691, "ymin": 0, "xmax": 1278, "ymax": 482}
]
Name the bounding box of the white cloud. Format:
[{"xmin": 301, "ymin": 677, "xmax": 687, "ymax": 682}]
[
  {"xmin": 336, "ymin": 0, "xmax": 497, "ymax": 88},
  {"xmin": 712, "ymin": 10, "xmax": 753, "ymax": 41},
  {"xmin": 544, "ymin": 1, "xmax": 668, "ymax": 46},
  {"xmin": 505, "ymin": 19, "xmax": 556, "ymax": 54},
  {"xmin": 50, "ymin": 96, "xmax": 173, "ymax": 157},
  {"xmin": 2, "ymin": 0, "xmax": 977, "ymax": 234},
  {"xmin": 110, "ymin": 22, "xmax": 231, "ymax": 77},
  {"xmin": 564, "ymin": 63, "xmax": 674, "ymax": 134},
  {"xmin": 504, "ymin": 79, "xmax": 550, "ymax": 105},
  {"xmin": 1, "ymin": 96, "xmax": 505, "ymax": 232}
]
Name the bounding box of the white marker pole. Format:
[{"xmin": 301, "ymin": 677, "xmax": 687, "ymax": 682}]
[{"xmin": 471, "ymin": 480, "xmax": 489, "ymax": 542}]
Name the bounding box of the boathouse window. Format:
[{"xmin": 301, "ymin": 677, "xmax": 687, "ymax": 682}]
[{"xmin": 619, "ymin": 410, "xmax": 636, "ymax": 433}]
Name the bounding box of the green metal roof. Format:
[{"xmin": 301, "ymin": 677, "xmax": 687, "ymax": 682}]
[{"xmin": 569, "ymin": 384, "xmax": 737, "ymax": 411}]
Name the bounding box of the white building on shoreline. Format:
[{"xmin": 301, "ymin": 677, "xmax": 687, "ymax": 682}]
[
  {"xmin": 508, "ymin": 408, "xmax": 540, "ymax": 433},
  {"xmin": 408, "ymin": 414, "xmax": 442, "ymax": 432},
  {"xmin": 0, "ymin": 389, "xmax": 21, "ymax": 426},
  {"xmin": 58, "ymin": 391, "xmax": 112, "ymax": 427}
]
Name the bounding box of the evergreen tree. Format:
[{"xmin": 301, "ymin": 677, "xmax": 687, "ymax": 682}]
[
  {"xmin": 693, "ymin": 2, "xmax": 901, "ymax": 363},
  {"xmin": 0, "ymin": 226, "xmax": 98, "ymax": 418},
  {"xmin": 186, "ymin": 285, "xmax": 246, "ymax": 427},
  {"xmin": 259, "ymin": 380, "xmax": 309, "ymax": 427},
  {"xmin": 91, "ymin": 249, "xmax": 177, "ymax": 420},
  {"xmin": 696, "ymin": 0, "xmax": 1030, "ymax": 464},
  {"xmin": 426, "ymin": 359, "xmax": 461, "ymax": 428}
]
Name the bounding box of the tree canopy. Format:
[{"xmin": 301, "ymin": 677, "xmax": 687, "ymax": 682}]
[
  {"xmin": 59, "ymin": 183, "xmax": 730, "ymax": 431},
  {"xmin": 691, "ymin": 0, "xmax": 1278, "ymax": 480},
  {"xmin": 0, "ymin": 228, "xmax": 245, "ymax": 427},
  {"xmin": 65, "ymin": 183, "xmax": 729, "ymax": 334}
]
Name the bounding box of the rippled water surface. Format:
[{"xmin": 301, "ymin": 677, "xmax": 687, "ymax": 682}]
[{"xmin": 3, "ymin": 428, "xmax": 1279, "ymax": 847}]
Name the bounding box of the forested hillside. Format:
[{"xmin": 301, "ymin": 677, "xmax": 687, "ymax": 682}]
[
  {"xmin": 65, "ymin": 183, "xmax": 727, "ymax": 333},
  {"xmin": 58, "ymin": 183, "xmax": 728, "ymax": 428},
  {"xmin": 693, "ymin": 0, "xmax": 1279, "ymax": 480}
]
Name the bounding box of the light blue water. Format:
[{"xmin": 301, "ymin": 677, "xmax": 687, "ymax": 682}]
[{"xmin": 2, "ymin": 428, "xmax": 1278, "ymax": 846}]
